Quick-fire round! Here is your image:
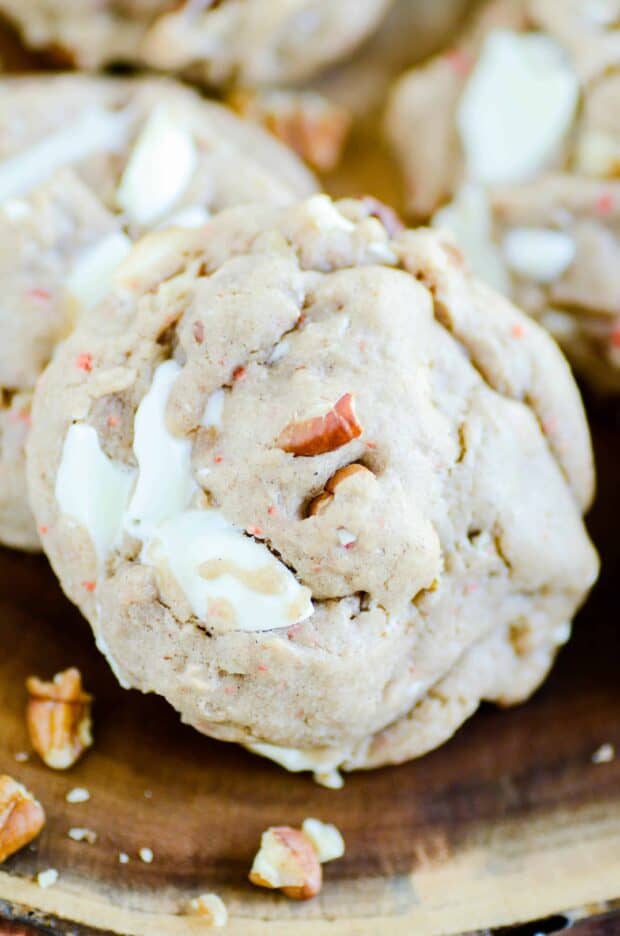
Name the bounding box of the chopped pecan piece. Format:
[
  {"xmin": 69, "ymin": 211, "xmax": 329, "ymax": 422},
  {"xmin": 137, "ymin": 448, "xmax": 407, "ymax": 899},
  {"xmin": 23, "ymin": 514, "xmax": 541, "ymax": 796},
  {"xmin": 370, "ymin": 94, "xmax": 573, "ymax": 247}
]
[
  {"xmin": 26, "ymin": 668, "xmax": 93, "ymax": 770},
  {"xmin": 0, "ymin": 775, "xmax": 45, "ymax": 863},
  {"xmin": 278, "ymin": 394, "xmax": 363, "ymax": 457}
]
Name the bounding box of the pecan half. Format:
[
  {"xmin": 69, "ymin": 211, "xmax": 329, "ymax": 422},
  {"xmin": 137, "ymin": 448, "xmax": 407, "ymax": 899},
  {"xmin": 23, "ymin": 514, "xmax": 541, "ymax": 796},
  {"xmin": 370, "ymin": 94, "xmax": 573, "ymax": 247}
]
[
  {"xmin": 277, "ymin": 394, "xmax": 363, "ymax": 457},
  {"xmin": 0, "ymin": 775, "xmax": 46, "ymax": 863},
  {"xmin": 230, "ymin": 89, "xmax": 351, "ymax": 172},
  {"xmin": 308, "ymin": 463, "xmax": 373, "ymax": 516},
  {"xmin": 26, "ymin": 668, "xmax": 93, "ymax": 770},
  {"xmin": 249, "ymin": 826, "xmax": 322, "ymax": 900}
]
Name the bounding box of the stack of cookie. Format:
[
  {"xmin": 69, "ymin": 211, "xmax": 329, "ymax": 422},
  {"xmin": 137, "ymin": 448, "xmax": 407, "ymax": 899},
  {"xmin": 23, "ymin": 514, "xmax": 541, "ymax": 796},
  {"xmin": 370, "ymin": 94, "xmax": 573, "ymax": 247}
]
[{"xmin": 0, "ymin": 0, "xmax": 602, "ymax": 787}]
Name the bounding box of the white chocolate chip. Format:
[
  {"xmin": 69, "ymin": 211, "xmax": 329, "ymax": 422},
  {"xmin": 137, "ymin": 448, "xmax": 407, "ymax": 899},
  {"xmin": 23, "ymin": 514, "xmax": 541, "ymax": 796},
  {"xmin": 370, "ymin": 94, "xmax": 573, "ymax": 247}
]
[
  {"xmin": 0, "ymin": 107, "xmax": 129, "ymax": 203},
  {"xmin": 314, "ymin": 769, "xmax": 344, "ymax": 789},
  {"xmin": 37, "ymin": 869, "xmax": 59, "ymax": 889},
  {"xmin": 142, "ymin": 508, "xmax": 313, "ymax": 632},
  {"xmin": 305, "ymin": 194, "xmax": 355, "ymax": 232},
  {"xmin": 56, "ymin": 424, "xmax": 136, "ymax": 564},
  {"xmin": 337, "ymin": 528, "xmax": 357, "ymax": 547},
  {"xmin": 268, "ymin": 339, "xmax": 290, "ymax": 364},
  {"xmin": 66, "ymin": 787, "xmax": 90, "ymax": 804},
  {"xmin": 553, "ymin": 621, "xmax": 572, "ymax": 645},
  {"xmin": 502, "ymin": 227, "xmax": 576, "ymax": 283},
  {"xmin": 118, "ymin": 852, "xmax": 130, "ymax": 864},
  {"xmin": 458, "ymin": 30, "xmax": 579, "ymax": 186},
  {"xmin": 139, "ymin": 847, "xmax": 154, "ymax": 863},
  {"xmin": 433, "ymin": 184, "xmax": 510, "ymax": 293},
  {"xmin": 301, "ymin": 818, "xmax": 345, "ymax": 863},
  {"xmin": 126, "ymin": 361, "xmax": 312, "ymax": 633},
  {"xmin": 2, "ymin": 198, "xmax": 31, "ymax": 220},
  {"xmin": 246, "ymin": 740, "xmax": 344, "ymax": 776},
  {"xmin": 117, "ymin": 107, "xmax": 198, "ymax": 226},
  {"xmin": 125, "ymin": 359, "xmax": 197, "ymax": 540},
  {"xmin": 66, "ymin": 231, "xmax": 133, "ymax": 312},
  {"xmin": 162, "ymin": 205, "xmax": 210, "ymax": 230},
  {"xmin": 201, "ymin": 389, "xmax": 225, "ymax": 429}
]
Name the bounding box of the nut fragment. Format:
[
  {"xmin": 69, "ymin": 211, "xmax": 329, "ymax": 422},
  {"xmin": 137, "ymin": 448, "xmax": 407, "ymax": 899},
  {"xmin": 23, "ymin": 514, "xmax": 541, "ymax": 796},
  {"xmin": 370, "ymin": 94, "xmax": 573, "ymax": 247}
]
[
  {"xmin": 249, "ymin": 826, "xmax": 322, "ymax": 900},
  {"xmin": 301, "ymin": 818, "xmax": 346, "ymax": 863},
  {"xmin": 188, "ymin": 893, "xmax": 228, "ymax": 927},
  {"xmin": 26, "ymin": 668, "xmax": 93, "ymax": 770},
  {"xmin": 308, "ymin": 463, "xmax": 372, "ymax": 516},
  {"xmin": 230, "ymin": 89, "xmax": 351, "ymax": 172},
  {"xmin": 0, "ymin": 775, "xmax": 46, "ymax": 863},
  {"xmin": 277, "ymin": 394, "xmax": 363, "ymax": 457}
]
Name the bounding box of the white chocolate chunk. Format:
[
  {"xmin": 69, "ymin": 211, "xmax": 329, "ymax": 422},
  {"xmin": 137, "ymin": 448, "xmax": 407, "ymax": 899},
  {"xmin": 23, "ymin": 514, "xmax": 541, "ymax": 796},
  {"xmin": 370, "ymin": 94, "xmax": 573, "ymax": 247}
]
[
  {"xmin": 0, "ymin": 107, "xmax": 129, "ymax": 203},
  {"xmin": 117, "ymin": 107, "xmax": 198, "ymax": 226},
  {"xmin": 433, "ymin": 184, "xmax": 510, "ymax": 293},
  {"xmin": 458, "ymin": 30, "xmax": 579, "ymax": 186},
  {"xmin": 246, "ymin": 740, "xmax": 344, "ymax": 775},
  {"xmin": 163, "ymin": 205, "xmax": 210, "ymax": 229},
  {"xmin": 2, "ymin": 198, "xmax": 30, "ymax": 220},
  {"xmin": 142, "ymin": 509, "xmax": 313, "ymax": 632},
  {"xmin": 502, "ymin": 227, "xmax": 576, "ymax": 283},
  {"xmin": 55, "ymin": 424, "xmax": 136, "ymax": 563},
  {"xmin": 583, "ymin": 0, "xmax": 620, "ymax": 25},
  {"xmin": 66, "ymin": 231, "xmax": 133, "ymax": 312},
  {"xmin": 575, "ymin": 130, "xmax": 620, "ymax": 178},
  {"xmin": 201, "ymin": 389, "xmax": 225, "ymax": 429},
  {"xmin": 305, "ymin": 194, "xmax": 355, "ymax": 232},
  {"xmin": 125, "ymin": 359, "xmax": 197, "ymax": 540},
  {"xmin": 301, "ymin": 818, "xmax": 345, "ymax": 863}
]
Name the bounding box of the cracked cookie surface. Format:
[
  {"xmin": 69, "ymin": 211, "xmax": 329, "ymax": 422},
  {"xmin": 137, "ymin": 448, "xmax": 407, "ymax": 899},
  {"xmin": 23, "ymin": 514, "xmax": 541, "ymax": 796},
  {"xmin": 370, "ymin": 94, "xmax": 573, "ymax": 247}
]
[
  {"xmin": 0, "ymin": 0, "xmax": 392, "ymax": 86},
  {"xmin": 0, "ymin": 74, "xmax": 316, "ymax": 551},
  {"xmin": 386, "ymin": 0, "xmax": 620, "ymax": 392},
  {"xmin": 27, "ymin": 194, "xmax": 599, "ymax": 778}
]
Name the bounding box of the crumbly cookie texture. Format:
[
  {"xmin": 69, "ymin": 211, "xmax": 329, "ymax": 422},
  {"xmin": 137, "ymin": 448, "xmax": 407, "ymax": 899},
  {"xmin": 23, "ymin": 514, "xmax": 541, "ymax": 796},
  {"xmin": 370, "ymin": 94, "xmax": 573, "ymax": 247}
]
[
  {"xmin": 385, "ymin": 0, "xmax": 620, "ymax": 392},
  {"xmin": 27, "ymin": 194, "xmax": 598, "ymax": 777},
  {"xmin": 0, "ymin": 0, "xmax": 392, "ymax": 86},
  {"xmin": 0, "ymin": 74, "xmax": 316, "ymax": 552}
]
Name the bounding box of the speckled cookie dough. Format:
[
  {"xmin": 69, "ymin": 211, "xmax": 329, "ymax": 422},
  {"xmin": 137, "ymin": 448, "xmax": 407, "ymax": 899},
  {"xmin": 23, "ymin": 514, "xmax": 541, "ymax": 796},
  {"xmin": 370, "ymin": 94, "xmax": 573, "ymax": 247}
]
[
  {"xmin": 386, "ymin": 0, "xmax": 620, "ymax": 392},
  {"xmin": 0, "ymin": 74, "xmax": 316, "ymax": 551},
  {"xmin": 26, "ymin": 194, "xmax": 599, "ymax": 781},
  {"xmin": 0, "ymin": 0, "xmax": 392, "ymax": 87}
]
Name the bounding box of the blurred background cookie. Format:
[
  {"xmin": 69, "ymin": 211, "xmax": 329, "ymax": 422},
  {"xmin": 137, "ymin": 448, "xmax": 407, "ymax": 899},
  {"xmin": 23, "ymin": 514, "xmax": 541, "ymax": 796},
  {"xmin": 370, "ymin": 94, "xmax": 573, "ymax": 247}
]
[
  {"xmin": 0, "ymin": 74, "xmax": 316, "ymax": 551},
  {"xmin": 386, "ymin": 0, "xmax": 620, "ymax": 392}
]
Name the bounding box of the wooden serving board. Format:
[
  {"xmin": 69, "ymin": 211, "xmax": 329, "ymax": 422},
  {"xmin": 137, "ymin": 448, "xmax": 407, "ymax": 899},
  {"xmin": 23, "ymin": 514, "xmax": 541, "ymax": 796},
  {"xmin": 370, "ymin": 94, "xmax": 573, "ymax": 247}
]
[{"xmin": 1, "ymin": 2, "xmax": 620, "ymax": 933}]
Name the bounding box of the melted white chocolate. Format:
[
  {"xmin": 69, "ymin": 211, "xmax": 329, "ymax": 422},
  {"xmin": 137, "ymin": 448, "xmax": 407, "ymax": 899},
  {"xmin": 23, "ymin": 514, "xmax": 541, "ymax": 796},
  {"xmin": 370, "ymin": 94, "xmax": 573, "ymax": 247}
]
[{"xmin": 55, "ymin": 424, "xmax": 135, "ymax": 562}]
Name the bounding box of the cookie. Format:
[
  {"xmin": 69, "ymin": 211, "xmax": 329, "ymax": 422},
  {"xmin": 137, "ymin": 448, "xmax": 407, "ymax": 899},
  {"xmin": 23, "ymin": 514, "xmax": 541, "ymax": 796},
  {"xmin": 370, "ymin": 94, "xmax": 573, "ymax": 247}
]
[
  {"xmin": 0, "ymin": 0, "xmax": 392, "ymax": 86},
  {"xmin": 386, "ymin": 0, "xmax": 620, "ymax": 392},
  {"xmin": 0, "ymin": 74, "xmax": 316, "ymax": 551},
  {"xmin": 26, "ymin": 194, "xmax": 598, "ymax": 780}
]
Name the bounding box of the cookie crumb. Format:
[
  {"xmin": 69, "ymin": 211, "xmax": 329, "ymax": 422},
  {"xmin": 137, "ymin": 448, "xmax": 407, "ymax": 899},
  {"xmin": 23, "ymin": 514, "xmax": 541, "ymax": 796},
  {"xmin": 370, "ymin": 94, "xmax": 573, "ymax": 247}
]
[
  {"xmin": 68, "ymin": 827, "xmax": 97, "ymax": 844},
  {"xmin": 13, "ymin": 752, "xmax": 29, "ymax": 763},
  {"xmin": 188, "ymin": 893, "xmax": 228, "ymax": 927},
  {"xmin": 139, "ymin": 847, "xmax": 154, "ymax": 863},
  {"xmin": 143, "ymin": 789, "xmax": 153, "ymax": 799},
  {"xmin": 66, "ymin": 787, "xmax": 90, "ymax": 804},
  {"xmin": 37, "ymin": 868, "xmax": 59, "ymax": 889},
  {"xmin": 592, "ymin": 743, "xmax": 615, "ymax": 765}
]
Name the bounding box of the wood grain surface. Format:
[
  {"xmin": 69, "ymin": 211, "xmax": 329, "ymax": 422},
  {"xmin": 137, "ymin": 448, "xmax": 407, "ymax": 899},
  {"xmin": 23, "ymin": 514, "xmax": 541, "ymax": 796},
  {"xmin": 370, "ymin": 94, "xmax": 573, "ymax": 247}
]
[{"xmin": 0, "ymin": 1, "xmax": 619, "ymax": 933}]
